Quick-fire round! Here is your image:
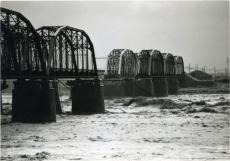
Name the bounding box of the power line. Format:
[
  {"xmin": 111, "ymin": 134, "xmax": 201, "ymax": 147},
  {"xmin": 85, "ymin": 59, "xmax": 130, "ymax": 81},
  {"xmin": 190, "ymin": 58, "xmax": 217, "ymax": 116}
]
[{"xmin": 96, "ymin": 57, "xmax": 107, "ymax": 59}]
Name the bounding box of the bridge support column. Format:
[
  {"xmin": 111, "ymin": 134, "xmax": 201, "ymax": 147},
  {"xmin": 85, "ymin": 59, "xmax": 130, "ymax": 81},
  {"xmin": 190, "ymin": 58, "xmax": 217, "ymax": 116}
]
[
  {"xmin": 52, "ymin": 80, "xmax": 62, "ymax": 114},
  {"xmin": 71, "ymin": 79, "xmax": 105, "ymax": 114},
  {"xmin": 152, "ymin": 77, "xmax": 168, "ymax": 97},
  {"xmin": 133, "ymin": 79, "xmax": 154, "ymax": 97},
  {"xmin": 103, "ymin": 80, "xmax": 126, "ymax": 97},
  {"xmin": 177, "ymin": 74, "xmax": 187, "ymax": 88},
  {"xmin": 12, "ymin": 80, "xmax": 56, "ymax": 123},
  {"xmin": 123, "ymin": 79, "xmax": 136, "ymax": 97},
  {"xmin": 104, "ymin": 79, "xmax": 154, "ymax": 97},
  {"xmin": 103, "ymin": 79, "xmax": 136, "ymax": 97},
  {"xmin": 167, "ymin": 76, "xmax": 179, "ymax": 95}
]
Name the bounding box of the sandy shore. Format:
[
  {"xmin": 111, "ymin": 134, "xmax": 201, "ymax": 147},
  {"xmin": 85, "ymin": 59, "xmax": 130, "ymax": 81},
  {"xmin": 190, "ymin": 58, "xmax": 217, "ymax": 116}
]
[{"xmin": 1, "ymin": 90, "xmax": 230, "ymax": 161}]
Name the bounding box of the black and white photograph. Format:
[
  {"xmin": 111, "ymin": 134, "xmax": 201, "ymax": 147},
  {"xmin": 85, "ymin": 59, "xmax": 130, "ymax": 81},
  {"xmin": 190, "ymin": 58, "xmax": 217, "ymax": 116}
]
[{"xmin": 1, "ymin": 0, "xmax": 229, "ymax": 160}]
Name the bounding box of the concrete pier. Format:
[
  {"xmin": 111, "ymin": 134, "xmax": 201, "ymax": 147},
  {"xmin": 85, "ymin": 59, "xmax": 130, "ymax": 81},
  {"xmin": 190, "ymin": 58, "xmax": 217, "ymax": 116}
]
[
  {"xmin": 71, "ymin": 79, "xmax": 105, "ymax": 114},
  {"xmin": 152, "ymin": 77, "xmax": 168, "ymax": 97},
  {"xmin": 177, "ymin": 75, "xmax": 187, "ymax": 88},
  {"xmin": 52, "ymin": 80, "xmax": 62, "ymax": 114},
  {"xmin": 12, "ymin": 80, "xmax": 56, "ymax": 123},
  {"xmin": 133, "ymin": 79, "xmax": 154, "ymax": 97},
  {"xmin": 103, "ymin": 80, "xmax": 126, "ymax": 97},
  {"xmin": 103, "ymin": 79, "xmax": 135, "ymax": 97},
  {"xmin": 104, "ymin": 79, "xmax": 154, "ymax": 97},
  {"xmin": 167, "ymin": 76, "xmax": 179, "ymax": 95},
  {"xmin": 123, "ymin": 79, "xmax": 136, "ymax": 97}
]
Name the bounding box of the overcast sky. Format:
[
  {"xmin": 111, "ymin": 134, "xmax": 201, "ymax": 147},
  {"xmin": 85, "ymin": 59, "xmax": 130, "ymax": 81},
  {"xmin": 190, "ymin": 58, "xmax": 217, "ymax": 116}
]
[{"xmin": 2, "ymin": 1, "xmax": 229, "ymax": 70}]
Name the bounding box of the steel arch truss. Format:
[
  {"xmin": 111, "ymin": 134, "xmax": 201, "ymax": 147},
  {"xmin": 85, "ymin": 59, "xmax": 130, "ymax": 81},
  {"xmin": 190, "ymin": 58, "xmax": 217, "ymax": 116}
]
[
  {"xmin": 1, "ymin": 7, "xmax": 45, "ymax": 79},
  {"xmin": 137, "ymin": 49, "xmax": 164, "ymax": 77},
  {"xmin": 174, "ymin": 56, "xmax": 184, "ymax": 75},
  {"xmin": 106, "ymin": 49, "xmax": 138, "ymax": 79},
  {"xmin": 137, "ymin": 50, "xmax": 151, "ymax": 77},
  {"xmin": 37, "ymin": 26, "xmax": 98, "ymax": 78},
  {"xmin": 150, "ymin": 50, "xmax": 164, "ymax": 76},
  {"xmin": 162, "ymin": 53, "xmax": 176, "ymax": 75}
]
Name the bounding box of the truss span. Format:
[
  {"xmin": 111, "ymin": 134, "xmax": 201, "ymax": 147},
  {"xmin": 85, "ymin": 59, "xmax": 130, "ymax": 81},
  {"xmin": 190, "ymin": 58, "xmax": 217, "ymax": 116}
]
[
  {"xmin": 1, "ymin": 7, "xmax": 98, "ymax": 79},
  {"xmin": 1, "ymin": 7, "xmax": 46, "ymax": 79},
  {"xmin": 106, "ymin": 49, "xmax": 138, "ymax": 79},
  {"xmin": 37, "ymin": 26, "xmax": 98, "ymax": 78},
  {"xmin": 174, "ymin": 56, "xmax": 184, "ymax": 75},
  {"xmin": 137, "ymin": 49, "xmax": 164, "ymax": 77},
  {"xmin": 162, "ymin": 53, "xmax": 176, "ymax": 75}
]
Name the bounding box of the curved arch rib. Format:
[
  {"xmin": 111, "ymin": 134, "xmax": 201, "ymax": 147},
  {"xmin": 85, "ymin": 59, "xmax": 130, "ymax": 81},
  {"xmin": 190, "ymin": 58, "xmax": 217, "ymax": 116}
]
[
  {"xmin": 37, "ymin": 25, "xmax": 98, "ymax": 78},
  {"xmin": 106, "ymin": 49, "xmax": 137, "ymax": 79},
  {"xmin": 174, "ymin": 56, "xmax": 184, "ymax": 75},
  {"xmin": 162, "ymin": 53, "xmax": 176, "ymax": 75},
  {"xmin": 1, "ymin": 7, "xmax": 46, "ymax": 79}
]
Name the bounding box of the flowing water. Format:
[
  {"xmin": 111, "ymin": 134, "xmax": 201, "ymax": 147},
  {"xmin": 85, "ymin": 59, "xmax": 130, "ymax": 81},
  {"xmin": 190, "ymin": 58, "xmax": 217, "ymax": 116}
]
[{"xmin": 1, "ymin": 93, "xmax": 230, "ymax": 161}]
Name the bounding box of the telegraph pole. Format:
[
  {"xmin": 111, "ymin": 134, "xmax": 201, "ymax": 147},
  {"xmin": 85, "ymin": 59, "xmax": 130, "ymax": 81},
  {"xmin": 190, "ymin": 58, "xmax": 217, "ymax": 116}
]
[
  {"xmin": 213, "ymin": 66, "xmax": 216, "ymax": 80},
  {"xmin": 226, "ymin": 57, "xmax": 229, "ymax": 76}
]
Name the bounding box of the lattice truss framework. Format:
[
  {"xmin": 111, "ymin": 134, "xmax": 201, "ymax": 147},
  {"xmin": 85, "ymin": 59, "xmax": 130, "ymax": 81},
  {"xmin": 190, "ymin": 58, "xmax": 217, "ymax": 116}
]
[
  {"xmin": 36, "ymin": 25, "xmax": 98, "ymax": 77},
  {"xmin": 162, "ymin": 53, "xmax": 176, "ymax": 75},
  {"xmin": 106, "ymin": 49, "xmax": 138, "ymax": 78},
  {"xmin": 138, "ymin": 50, "xmax": 164, "ymax": 77},
  {"xmin": 0, "ymin": 7, "xmax": 46, "ymax": 78},
  {"xmin": 1, "ymin": 7, "xmax": 98, "ymax": 79},
  {"xmin": 174, "ymin": 56, "xmax": 184, "ymax": 75}
]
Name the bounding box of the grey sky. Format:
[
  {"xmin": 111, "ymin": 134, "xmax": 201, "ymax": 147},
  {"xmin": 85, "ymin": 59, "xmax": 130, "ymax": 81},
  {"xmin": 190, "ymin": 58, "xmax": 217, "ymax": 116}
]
[{"xmin": 1, "ymin": 1, "xmax": 229, "ymax": 70}]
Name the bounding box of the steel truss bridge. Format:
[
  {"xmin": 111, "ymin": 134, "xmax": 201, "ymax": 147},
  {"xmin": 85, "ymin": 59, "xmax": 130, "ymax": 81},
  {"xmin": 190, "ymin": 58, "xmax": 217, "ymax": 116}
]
[
  {"xmin": 105, "ymin": 49, "xmax": 184, "ymax": 79},
  {"xmin": 1, "ymin": 7, "xmax": 98, "ymax": 80},
  {"xmin": 0, "ymin": 7, "xmax": 184, "ymax": 81}
]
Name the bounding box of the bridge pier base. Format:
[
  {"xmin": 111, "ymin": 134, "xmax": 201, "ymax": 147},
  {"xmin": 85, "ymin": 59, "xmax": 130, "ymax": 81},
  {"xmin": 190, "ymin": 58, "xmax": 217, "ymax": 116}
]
[
  {"xmin": 12, "ymin": 80, "xmax": 56, "ymax": 123},
  {"xmin": 133, "ymin": 79, "xmax": 154, "ymax": 97},
  {"xmin": 103, "ymin": 80, "xmax": 125, "ymax": 97},
  {"xmin": 103, "ymin": 79, "xmax": 133, "ymax": 97},
  {"xmin": 52, "ymin": 80, "xmax": 62, "ymax": 114},
  {"xmin": 103, "ymin": 79, "xmax": 135, "ymax": 97},
  {"xmin": 177, "ymin": 74, "xmax": 187, "ymax": 88},
  {"xmin": 103, "ymin": 79, "xmax": 154, "ymax": 97},
  {"xmin": 71, "ymin": 79, "xmax": 105, "ymax": 114},
  {"xmin": 123, "ymin": 79, "xmax": 136, "ymax": 97},
  {"xmin": 167, "ymin": 76, "xmax": 179, "ymax": 95},
  {"xmin": 152, "ymin": 77, "xmax": 168, "ymax": 97}
]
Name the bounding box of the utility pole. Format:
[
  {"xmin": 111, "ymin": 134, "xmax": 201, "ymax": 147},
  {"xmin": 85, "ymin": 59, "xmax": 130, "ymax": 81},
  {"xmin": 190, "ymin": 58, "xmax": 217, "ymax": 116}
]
[
  {"xmin": 226, "ymin": 57, "xmax": 229, "ymax": 76},
  {"xmin": 214, "ymin": 66, "xmax": 216, "ymax": 79}
]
